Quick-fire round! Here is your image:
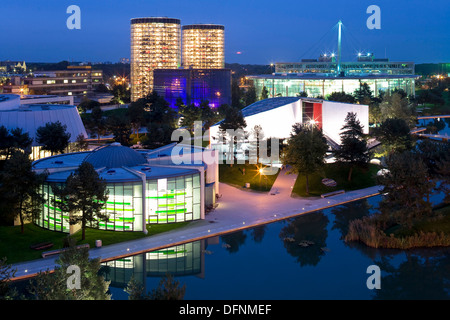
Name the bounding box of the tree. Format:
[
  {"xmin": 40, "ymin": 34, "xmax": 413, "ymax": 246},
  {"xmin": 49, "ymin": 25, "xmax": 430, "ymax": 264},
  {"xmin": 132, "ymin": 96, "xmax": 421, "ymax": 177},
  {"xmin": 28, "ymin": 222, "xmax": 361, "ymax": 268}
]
[
  {"xmin": 0, "ymin": 258, "xmax": 17, "ymax": 300},
  {"xmin": 334, "ymin": 112, "xmax": 370, "ymax": 181},
  {"xmin": 260, "ymin": 86, "xmax": 269, "ymax": 100},
  {"xmin": 36, "ymin": 121, "xmax": 71, "ymax": 156},
  {"xmin": 106, "ymin": 114, "xmax": 132, "ymax": 146},
  {"xmin": 126, "ymin": 273, "xmax": 186, "ymax": 300},
  {"xmin": 0, "ymin": 151, "xmax": 46, "ymax": 233},
  {"xmin": 86, "ymin": 106, "xmax": 107, "ymax": 142},
  {"xmin": 375, "ymin": 118, "xmax": 414, "ymax": 155},
  {"xmin": 199, "ymin": 100, "xmax": 220, "ymax": 131},
  {"xmin": 353, "ymin": 82, "xmax": 373, "ymax": 105},
  {"xmin": 52, "ymin": 162, "xmax": 109, "ymax": 240},
  {"xmin": 379, "ymin": 92, "xmax": 417, "ymax": 128},
  {"xmin": 78, "ymin": 98, "xmax": 100, "ymax": 113},
  {"xmin": 72, "ymin": 134, "xmax": 89, "ymax": 152},
  {"xmin": 149, "ymin": 273, "xmax": 186, "ymax": 300},
  {"xmin": 0, "ymin": 126, "xmax": 33, "ymax": 160},
  {"xmin": 127, "ymin": 99, "xmax": 147, "ymax": 137},
  {"xmin": 249, "ymin": 125, "xmax": 264, "ymax": 163},
  {"xmin": 377, "ymin": 151, "xmax": 435, "ymax": 228},
  {"xmin": 437, "ymin": 154, "xmax": 450, "ymax": 204},
  {"xmin": 145, "ymin": 91, "xmax": 177, "ymax": 127},
  {"xmin": 243, "ymin": 84, "xmax": 257, "ymax": 106},
  {"xmin": 327, "ymin": 91, "xmax": 355, "ymax": 104},
  {"xmin": 282, "ymin": 123, "xmax": 328, "ymax": 195},
  {"xmin": 231, "ymin": 78, "xmax": 243, "ymax": 108},
  {"xmin": 144, "ymin": 122, "xmax": 175, "ymax": 149},
  {"xmin": 219, "ymin": 106, "xmax": 247, "ymax": 164},
  {"xmin": 27, "ymin": 243, "xmax": 111, "ymax": 300},
  {"xmin": 178, "ymin": 103, "xmax": 202, "ymax": 133}
]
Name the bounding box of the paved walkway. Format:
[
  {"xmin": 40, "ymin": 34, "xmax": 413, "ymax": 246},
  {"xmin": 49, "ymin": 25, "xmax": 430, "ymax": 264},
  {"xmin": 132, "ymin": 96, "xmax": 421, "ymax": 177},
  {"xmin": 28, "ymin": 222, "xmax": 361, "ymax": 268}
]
[{"xmin": 11, "ymin": 168, "xmax": 382, "ymax": 281}]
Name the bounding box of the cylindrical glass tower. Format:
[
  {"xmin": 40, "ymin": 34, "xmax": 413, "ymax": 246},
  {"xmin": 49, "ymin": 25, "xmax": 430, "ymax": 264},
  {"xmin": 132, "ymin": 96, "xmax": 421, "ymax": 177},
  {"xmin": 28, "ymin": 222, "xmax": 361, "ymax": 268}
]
[
  {"xmin": 130, "ymin": 17, "xmax": 181, "ymax": 101},
  {"xmin": 182, "ymin": 24, "xmax": 225, "ymax": 69}
]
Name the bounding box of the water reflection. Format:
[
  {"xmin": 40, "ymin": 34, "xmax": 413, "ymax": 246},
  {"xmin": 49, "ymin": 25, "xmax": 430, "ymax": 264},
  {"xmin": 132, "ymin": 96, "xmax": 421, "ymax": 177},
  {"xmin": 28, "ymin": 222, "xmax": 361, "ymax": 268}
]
[
  {"xmin": 331, "ymin": 199, "xmax": 373, "ymax": 238},
  {"xmin": 221, "ymin": 230, "xmax": 247, "ymax": 254},
  {"xmin": 101, "ymin": 240, "xmax": 205, "ymax": 290},
  {"xmin": 373, "ymin": 250, "xmax": 450, "ymax": 300},
  {"xmin": 279, "ymin": 212, "xmax": 329, "ymax": 267},
  {"xmin": 96, "ymin": 197, "xmax": 449, "ymax": 300}
]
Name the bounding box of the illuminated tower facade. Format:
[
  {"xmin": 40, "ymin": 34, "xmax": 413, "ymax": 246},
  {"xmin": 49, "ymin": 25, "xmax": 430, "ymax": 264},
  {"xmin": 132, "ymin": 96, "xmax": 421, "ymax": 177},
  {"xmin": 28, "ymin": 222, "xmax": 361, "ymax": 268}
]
[
  {"xmin": 130, "ymin": 17, "xmax": 181, "ymax": 101},
  {"xmin": 182, "ymin": 24, "xmax": 225, "ymax": 69}
]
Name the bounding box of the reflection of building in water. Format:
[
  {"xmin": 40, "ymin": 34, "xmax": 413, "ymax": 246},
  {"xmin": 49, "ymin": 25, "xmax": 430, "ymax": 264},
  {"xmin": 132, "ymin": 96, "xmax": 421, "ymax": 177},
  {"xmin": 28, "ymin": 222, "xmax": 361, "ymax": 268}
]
[{"xmin": 102, "ymin": 240, "xmax": 206, "ymax": 289}]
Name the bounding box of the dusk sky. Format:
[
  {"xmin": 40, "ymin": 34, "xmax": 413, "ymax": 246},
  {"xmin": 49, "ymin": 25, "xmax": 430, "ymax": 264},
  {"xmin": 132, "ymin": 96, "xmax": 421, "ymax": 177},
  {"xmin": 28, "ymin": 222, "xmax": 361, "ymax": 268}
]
[{"xmin": 1, "ymin": 0, "xmax": 449, "ymax": 65}]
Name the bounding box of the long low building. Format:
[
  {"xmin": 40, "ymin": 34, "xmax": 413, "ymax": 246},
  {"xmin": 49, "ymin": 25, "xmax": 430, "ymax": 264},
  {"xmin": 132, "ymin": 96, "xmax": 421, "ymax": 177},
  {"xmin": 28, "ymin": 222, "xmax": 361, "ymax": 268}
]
[
  {"xmin": 248, "ymin": 73, "xmax": 418, "ymax": 100},
  {"xmin": 31, "ymin": 143, "xmax": 219, "ymax": 234},
  {"xmin": 209, "ymin": 97, "xmax": 368, "ymax": 162}
]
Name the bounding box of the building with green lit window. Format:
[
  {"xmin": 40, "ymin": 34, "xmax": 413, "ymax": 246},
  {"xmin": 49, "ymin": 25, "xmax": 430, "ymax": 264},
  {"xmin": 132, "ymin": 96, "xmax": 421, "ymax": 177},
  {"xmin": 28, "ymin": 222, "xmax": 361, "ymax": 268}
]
[{"xmin": 32, "ymin": 142, "xmax": 219, "ymax": 234}]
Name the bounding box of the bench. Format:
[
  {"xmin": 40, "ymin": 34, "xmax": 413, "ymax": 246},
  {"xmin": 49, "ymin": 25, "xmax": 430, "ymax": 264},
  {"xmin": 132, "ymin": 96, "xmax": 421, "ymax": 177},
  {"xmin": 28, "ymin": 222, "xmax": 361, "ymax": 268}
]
[
  {"xmin": 41, "ymin": 243, "xmax": 90, "ymax": 258},
  {"xmin": 321, "ymin": 190, "xmax": 345, "ymax": 198},
  {"xmin": 30, "ymin": 242, "xmax": 54, "ymax": 251}
]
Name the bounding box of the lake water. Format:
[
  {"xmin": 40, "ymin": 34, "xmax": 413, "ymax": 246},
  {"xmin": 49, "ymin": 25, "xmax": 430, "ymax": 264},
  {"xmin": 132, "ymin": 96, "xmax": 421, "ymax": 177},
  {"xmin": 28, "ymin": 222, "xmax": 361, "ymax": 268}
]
[{"xmin": 102, "ymin": 195, "xmax": 450, "ymax": 300}]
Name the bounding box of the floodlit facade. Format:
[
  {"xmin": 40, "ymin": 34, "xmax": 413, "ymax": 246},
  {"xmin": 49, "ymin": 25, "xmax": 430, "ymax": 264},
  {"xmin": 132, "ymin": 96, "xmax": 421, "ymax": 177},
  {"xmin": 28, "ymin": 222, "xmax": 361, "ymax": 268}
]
[
  {"xmin": 209, "ymin": 97, "xmax": 369, "ymax": 157},
  {"xmin": 153, "ymin": 68, "xmax": 231, "ymax": 108},
  {"xmin": 0, "ymin": 94, "xmax": 87, "ymax": 160},
  {"xmin": 130, "ymin": 17, "xmax": 182, "ymax": 101},
  {"xmin": 32, "ymin": 143, "xmax": 219, "ymax": 234},
  {"xmin": 182, "ymin": 24, "xmax": 225, "ymax": 69}
]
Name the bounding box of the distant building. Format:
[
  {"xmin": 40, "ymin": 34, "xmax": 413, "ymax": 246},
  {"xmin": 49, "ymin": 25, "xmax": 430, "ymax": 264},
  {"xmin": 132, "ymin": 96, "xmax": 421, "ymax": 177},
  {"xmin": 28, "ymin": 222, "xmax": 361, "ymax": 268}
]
[
  {"xmin": 153, "ymin": 68, "xmax": 231, "ymax": 109},
  {"xmin": 182, "ymin": 24, "xmax": 225, "ymax": 69},
  {"xmin": 0, "ymin": 94, "xmax": 87, "ymax": 160},
  {"xmin": 249, "ymin": 54, "xmax": 419, "ymax": 99},
  {"xmin": 22, "ymin": 66, "xmax": 103, "ymax": 96},
  {"xmin": 130, "ymin": 17, "xmax": 182, "ymax": 101}
]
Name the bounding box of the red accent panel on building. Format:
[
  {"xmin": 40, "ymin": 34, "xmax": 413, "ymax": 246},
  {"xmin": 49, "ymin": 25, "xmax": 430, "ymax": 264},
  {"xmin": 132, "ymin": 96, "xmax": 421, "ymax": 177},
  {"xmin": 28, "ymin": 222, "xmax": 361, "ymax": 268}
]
[{"xmin": 313, "ymin": 103, "xmax": 323, "ymax": 129}]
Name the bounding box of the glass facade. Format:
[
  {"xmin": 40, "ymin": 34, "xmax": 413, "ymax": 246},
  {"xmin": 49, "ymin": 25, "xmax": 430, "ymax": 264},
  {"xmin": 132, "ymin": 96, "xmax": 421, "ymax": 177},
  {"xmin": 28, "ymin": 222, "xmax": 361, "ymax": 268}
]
[
  {"xmin": 146, "ymin": 174, "xmax": 201, "ymax": 224},
  {"xmin": 36, "ymin": 173, "xmax": 201, "ymax": 233},
  {"xmin": 130, "ymin": 18, "xmax": 181, "ymax": 101},
  {"xmin": 182, "ymin": 25, "xmax": 225, "ymax": 69},
  {"xmin": 276, "ymin": 61, "xmax": 415, "ymax": 75},
  {"xmin": 102, "ymin": 241, "xmax": 203, "ymax": 288},
  {"xmin": 37, "ymin": 182, "xmax": 70, "ymax": 233},
  {"xmin": 153, "ymin": 68, "xmax": 231, "ymax": 108},
  {"xmin": 250, "ymin": 76, "xmax": 417, "ymax": 99}
]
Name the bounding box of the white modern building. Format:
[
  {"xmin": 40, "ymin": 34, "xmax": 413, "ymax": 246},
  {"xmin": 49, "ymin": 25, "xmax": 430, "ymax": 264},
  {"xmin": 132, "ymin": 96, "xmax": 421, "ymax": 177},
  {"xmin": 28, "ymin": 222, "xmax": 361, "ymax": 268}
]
[
  {"xmin": 209, "ymin": 97, "xmax": 369, "ymax": 158},
  {"xmin": 0, "ymin": 94, "xmax": 87, "ymax": 159}
]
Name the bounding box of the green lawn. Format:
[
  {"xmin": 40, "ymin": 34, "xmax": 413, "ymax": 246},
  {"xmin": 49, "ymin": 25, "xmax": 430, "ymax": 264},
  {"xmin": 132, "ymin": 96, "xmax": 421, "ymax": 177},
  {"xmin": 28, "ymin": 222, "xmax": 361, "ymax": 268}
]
[
  {"xmin": 219, "ymin": 163, "xmax": 280, "ymax": 192},
  {"xmin": 0, "ymin": 222, "xmax": 191, "ymax": 265},
  {"xmin": 291, "ymin": 162, "xmax": 381, "ymax": 198}
]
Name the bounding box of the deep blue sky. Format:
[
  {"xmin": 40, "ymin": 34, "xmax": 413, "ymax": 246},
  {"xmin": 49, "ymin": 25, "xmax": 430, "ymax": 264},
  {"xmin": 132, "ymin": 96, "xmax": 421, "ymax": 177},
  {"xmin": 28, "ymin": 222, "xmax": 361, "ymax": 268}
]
[{"xmin": 1, "ymin": 0, "xmax": 449, "ymax": 65}]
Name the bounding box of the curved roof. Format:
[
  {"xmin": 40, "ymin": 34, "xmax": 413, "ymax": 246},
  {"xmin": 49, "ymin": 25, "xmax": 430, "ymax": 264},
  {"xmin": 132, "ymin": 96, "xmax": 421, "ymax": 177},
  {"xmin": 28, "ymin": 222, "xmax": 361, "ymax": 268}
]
[
  {"xmin": 0, "ymin": 94, "xmax": 87, "ymax": 145},
  {"xmin": 83, "ymin": 143, "xmax": 147, "ymax": 169},
  {"xmin": 241, "ymin": 97, "xmax": 301, "ymax": 118}
]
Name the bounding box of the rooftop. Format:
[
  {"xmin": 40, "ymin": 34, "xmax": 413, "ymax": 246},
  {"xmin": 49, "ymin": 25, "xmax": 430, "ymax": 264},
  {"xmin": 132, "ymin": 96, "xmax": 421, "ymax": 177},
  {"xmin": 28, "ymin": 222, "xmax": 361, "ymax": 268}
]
[
  {"xmin": 248, "ymin": 73, "xmax": 420, "ymax": 80},
  {"xmin": 84, "ymin": 143, "xmax": 147, "ymax": 169}
]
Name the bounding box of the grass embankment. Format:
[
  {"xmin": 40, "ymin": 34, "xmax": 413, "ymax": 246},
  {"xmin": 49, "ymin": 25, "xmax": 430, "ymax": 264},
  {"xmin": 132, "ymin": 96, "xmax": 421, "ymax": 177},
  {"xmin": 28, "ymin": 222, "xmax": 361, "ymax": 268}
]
[
  {"xmin": 219, "ymin": 163, "xmax": 280, "ymax": 192},
  {"xmin": 0, "ymin": 222, "xmax": 190, "ymax": 264},
  {"xmin": 291, "ymin": 163, "xmax": 381, "ymax": 198},
  {"xmin": 345, "ymin": 205, "xmax": 450, "ymax": 249}
]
